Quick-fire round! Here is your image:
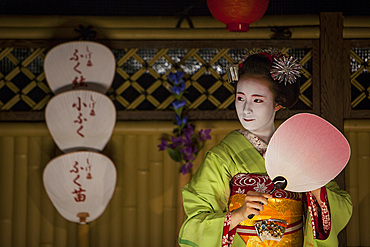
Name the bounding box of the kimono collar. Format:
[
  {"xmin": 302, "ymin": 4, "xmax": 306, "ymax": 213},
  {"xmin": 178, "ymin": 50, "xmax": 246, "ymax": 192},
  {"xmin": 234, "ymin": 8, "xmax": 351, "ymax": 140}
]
[{"xmin": 237, "ymin": 129, "xmax": 268, "ymax": 157}]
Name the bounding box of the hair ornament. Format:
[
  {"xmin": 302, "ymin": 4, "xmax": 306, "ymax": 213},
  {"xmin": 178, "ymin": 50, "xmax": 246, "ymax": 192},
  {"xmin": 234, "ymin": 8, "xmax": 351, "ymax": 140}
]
[
  {"xmin": 226, "ymin": 64, "xmax": 239, "ymax": 83},
  {"xmin": 271, "ymin": 55, "xmax": 302, "ymax": 86},
  {"xmin": 227, "ymin": 48, "xmax": 277, "ymax": 84},
  {"xmin": 226, "ymin": 48, "xmax": 302, "ymax": 85}
]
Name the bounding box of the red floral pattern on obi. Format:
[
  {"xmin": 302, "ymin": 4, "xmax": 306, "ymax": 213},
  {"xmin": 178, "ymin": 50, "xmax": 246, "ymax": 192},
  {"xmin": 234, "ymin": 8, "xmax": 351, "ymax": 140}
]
[{"xmin": 230, "ymin": 173, "xmax": 302, "ymax": 201}]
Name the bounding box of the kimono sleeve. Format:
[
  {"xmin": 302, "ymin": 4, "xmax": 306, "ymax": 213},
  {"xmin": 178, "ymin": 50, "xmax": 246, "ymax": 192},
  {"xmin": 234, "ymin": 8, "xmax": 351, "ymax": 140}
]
[
  {"xmin": 303, "ymin": 180, "xmax": 353, "ymax": 246},
  {"xmin": 178, "ymin": 151, "xmax": 233, "ymax": 247}
]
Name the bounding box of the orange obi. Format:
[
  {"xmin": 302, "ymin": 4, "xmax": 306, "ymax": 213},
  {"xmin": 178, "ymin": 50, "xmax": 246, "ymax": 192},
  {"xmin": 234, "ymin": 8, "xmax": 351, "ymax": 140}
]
[{"xmin": 229, "ymin": 174, "xmax": 304, "ymax": 246}]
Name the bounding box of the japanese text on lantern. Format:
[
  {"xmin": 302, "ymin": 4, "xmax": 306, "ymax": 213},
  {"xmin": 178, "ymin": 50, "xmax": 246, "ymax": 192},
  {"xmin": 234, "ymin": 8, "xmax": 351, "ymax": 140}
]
[
  {"xmin": 72, "ymin": 95, "xmax": 97, "ymax": 137},
  {"xmin": 70, "ymin": 158, "xmax": 93, "ymax": 202},
  {"xmin": 69, "ymin": 46, "xmax": 93, "ymax": 88}
]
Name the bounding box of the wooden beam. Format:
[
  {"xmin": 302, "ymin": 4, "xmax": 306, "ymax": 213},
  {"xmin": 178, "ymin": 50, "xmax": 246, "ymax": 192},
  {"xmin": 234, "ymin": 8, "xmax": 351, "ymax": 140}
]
[
  {"xmin": 0, "ymin": 39, "xmax": 315, "ymax": 49},
  {"xmin": 0, "ymin": 109, "xmax": 308, "ymax": 122}
]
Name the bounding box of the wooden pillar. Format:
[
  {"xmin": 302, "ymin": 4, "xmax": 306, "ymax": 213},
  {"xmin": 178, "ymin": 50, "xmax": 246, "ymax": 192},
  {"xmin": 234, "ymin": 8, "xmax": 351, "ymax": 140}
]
[
  {"xmin": 320, "ymin": 12, "xmax": 347, "ymax": 188},
  {"xmin": 319, "ymin": 12, "xmax": 347, "ymax": 247},
  {"xmin": 320, "ymin": 12, "xmax": 345, "ymax": 131}
]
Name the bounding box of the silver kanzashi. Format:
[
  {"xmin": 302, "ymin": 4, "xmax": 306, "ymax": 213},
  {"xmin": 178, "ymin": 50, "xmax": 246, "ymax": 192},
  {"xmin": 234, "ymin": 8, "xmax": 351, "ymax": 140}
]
[{"xmin": 271, "ymin": 56, "xmax": 302, "ymax": 85}]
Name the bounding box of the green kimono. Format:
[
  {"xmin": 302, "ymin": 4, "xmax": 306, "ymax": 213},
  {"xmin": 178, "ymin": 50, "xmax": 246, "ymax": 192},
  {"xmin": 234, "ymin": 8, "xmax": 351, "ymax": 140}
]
[{"xmin": 178, "ymin": 131, "xmax": 352, "ymax": 247}]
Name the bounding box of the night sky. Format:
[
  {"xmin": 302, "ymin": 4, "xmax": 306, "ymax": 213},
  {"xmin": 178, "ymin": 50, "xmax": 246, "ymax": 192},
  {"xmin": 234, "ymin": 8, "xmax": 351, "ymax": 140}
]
[{"xmin": 0, "ymin": 0, "xmax": 369, "ymax": 16}]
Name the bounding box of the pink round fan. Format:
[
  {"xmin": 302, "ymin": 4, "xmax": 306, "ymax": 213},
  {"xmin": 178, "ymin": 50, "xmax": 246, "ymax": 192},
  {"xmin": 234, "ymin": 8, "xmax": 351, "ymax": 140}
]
[
  {"xmin": 43, "ymin": 151, "xmax": 117, "ymax": 223},
  {"xmin": 265, "ymin": 113, "xmax": 351, "ymax": 192}
]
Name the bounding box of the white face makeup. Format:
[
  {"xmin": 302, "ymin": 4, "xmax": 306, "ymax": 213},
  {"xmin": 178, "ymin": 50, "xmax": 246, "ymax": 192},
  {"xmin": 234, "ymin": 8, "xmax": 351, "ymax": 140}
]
[{"xmin": 235, "ymin": 76, "xmax": 278, "ymax": 140}]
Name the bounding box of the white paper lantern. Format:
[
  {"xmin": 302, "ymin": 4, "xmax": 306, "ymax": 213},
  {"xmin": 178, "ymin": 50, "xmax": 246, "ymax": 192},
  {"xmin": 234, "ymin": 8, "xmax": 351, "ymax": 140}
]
[
  {"xmin": 43, "ymin": 151, "xmax": 117, "ymax": 223},
  {"xmin": 45, "ymin": 90, "xmax": 116, "ymax": 153},
  {"xmin": 44, "ymin": 41, "xmax": 115, "ymax": 94}
]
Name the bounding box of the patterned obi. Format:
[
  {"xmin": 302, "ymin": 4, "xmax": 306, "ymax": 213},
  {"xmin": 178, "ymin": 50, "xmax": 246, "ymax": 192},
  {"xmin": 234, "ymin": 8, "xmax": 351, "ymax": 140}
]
[{"xmin": 228, "ymin": 173, "xmax": 303, "ymax": 246}]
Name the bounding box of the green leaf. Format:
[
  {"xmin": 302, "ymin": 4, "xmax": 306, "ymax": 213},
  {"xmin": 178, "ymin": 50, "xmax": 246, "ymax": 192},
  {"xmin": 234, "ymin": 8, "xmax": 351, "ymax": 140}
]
[
  {"xmin": 174, "ymin": 108, "xmax": 183, "ymax": 116},
  {"xmin": 167, "ymin": 148, "xmax": 183, "ymax": 162}
]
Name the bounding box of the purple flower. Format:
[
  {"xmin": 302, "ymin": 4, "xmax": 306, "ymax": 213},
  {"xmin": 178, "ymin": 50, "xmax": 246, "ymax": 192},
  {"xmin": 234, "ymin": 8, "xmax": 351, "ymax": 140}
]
[
  {"xmin": 181, "ymin": 145, "xmax": 197, "ymax": 161},
  {"xmin": 168, "ymin": 71, "xmax": 184, "ymax": 85},
  {"xmin": 182, "ymin": 125, "xmax": 194, "ymax": 146},
  {"xmin": 171, "ymin": 82, "xmax": 186, "ymax": 95},
  {"xmin": 158, "ymin": 70, "xmax": 213, "ymax": 173},
  {"xmin": 169, "ymin": 136, "xmax": 183, "ymax": 149},
  {"xmin": 182, "ymin": 124, "xmax": 194, "ymax": 136},
  {"xmin": 199, "ymin": 129, "xmax": 212, "ymax": 142},
  {"xmin": 182, "ymin": 133, "xmax": 192, "ymax": 147},
  {"xmin": 157, "ymin": 139, "xmax": 168, "ymax": 151},
  {"xmin": 180, "ymin": 162, "xmax": 193, "ymax": 175},
  {"xmin": 172, "ymin": 99, "xmax": 186, "ymax": 109},
  {"xmin": 175, "ymin": 114, "xmax": 188, "ymax": 126}
]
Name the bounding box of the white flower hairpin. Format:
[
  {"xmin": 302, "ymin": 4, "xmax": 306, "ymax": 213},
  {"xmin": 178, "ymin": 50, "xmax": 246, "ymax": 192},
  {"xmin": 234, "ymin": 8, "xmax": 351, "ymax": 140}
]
[{"xmin": 271, "ymin": 56, "xmax": 302, "ymax": 86}]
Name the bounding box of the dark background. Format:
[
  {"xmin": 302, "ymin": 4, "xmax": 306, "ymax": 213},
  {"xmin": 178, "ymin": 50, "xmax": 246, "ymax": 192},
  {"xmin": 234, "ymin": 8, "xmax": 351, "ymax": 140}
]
[{"xmin": 0, "ymin": 0, "xmax": 369, "ymax": 16}]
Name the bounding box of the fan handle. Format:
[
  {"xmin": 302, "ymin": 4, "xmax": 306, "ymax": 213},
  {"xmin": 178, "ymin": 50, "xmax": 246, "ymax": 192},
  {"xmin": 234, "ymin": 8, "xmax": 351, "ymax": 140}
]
[{"xmin": 247, "ymin": 176, "xmax": 287, "ymax": 219}]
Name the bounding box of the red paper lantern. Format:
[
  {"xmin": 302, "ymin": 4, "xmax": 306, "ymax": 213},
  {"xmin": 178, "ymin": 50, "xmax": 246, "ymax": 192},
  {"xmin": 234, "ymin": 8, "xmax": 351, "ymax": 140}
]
[{"xmin": 206, "ymin": 0, "xmax": 270, "ymax": 32}]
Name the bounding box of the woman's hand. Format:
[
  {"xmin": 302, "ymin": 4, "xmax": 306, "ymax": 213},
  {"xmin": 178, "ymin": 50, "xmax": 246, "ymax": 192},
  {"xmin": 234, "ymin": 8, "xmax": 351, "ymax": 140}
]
[{"xmin": 230, "ymin": 191, "xmax": 273, "ymax": 230}]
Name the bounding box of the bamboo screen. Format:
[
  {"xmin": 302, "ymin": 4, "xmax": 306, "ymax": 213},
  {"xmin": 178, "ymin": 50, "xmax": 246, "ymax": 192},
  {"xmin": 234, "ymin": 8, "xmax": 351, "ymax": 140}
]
[
  {"xmin": 0, "ymin": 120, "xmax": 369, "ymax": 246},
  {"xmin": 0, "ymin": 120, "xmax": 242, "ymax": 247},
  {"xmin": 344, "ymin": 120, "xmax": 370, "ymax": 247}
]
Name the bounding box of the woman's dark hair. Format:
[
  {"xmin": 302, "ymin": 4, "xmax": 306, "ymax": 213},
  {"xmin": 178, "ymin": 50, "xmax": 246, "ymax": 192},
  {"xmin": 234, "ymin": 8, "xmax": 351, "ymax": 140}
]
[{"xmin": 238, "ymin": 54, "xmax": 300, "ymax": 108}]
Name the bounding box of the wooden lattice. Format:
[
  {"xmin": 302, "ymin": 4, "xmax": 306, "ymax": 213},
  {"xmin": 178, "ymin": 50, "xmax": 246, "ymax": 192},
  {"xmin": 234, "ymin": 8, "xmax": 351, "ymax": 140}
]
[
  {"xmin": 350, "ymin": 48, "xmax": 370, "ymax": 110},
  {"xmin": 0, "ymin": 46, "xmax": 316, "ymax": 112},
  {"xmin": 0, "ymin": 48, "xmax": 51, "ymax": 110}
]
